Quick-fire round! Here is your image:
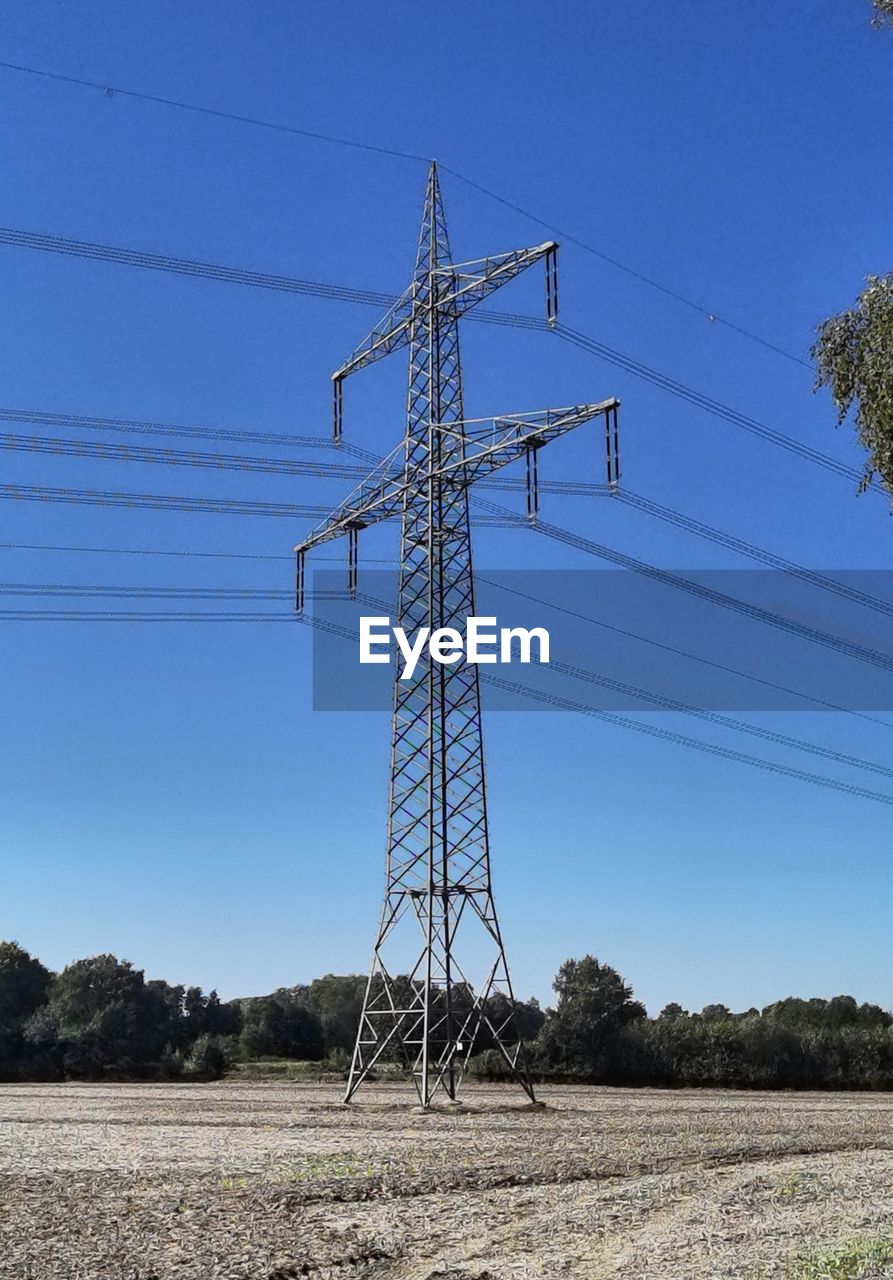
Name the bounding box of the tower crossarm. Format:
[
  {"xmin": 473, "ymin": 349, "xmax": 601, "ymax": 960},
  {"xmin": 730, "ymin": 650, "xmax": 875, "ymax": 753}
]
[
  {"xmin": 440, "ymin": 399, "xmax": 617, "ymax": 487},
  {"xmin": 431, "ymin": 242, "xmax": 557, "ymax": 322},
  {"xmin": 293, "ymin": 398, "xmax": 618, "ymax": 559},
  {"xmin": 293, "ymin": 437, "xmax": 408, "ymax": 555},
  {"xmin": 332, "ymin": 280, "xmax": 419, "ymax": 383},
  {"xmin": 330, "ymin": 241, "xmax": 559, "ymax": 441}
]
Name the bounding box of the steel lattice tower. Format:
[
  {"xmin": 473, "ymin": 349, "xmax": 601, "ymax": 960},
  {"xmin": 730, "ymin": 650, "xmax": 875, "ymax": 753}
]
[{"xmin": 295, "ymin": 163, "xmax": 619, "ymax": 1106}]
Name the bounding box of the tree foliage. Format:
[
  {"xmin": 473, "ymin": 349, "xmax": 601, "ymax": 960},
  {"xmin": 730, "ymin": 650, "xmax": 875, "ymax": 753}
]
[
  {"xmin": 0, "ymin": 945, "xmax": 247, "ymax": 1080},
  {"xmin": 6, "ymin": 939, "xmax": 893, "ymax": 1091},
  {"xmin": 532, "ymin": 961, "xmax": 893, "ymax": 1090},
  {"xmin": 186, "ymin": 1033, "xmax": 230, "ymax": 1079},
  {"xmin": 658, "ymin": 1002, "xmax": 688, "ymax": 1020},
  {"xmin": 238, "ymin": 991, "xmax": 325, "ymax": 1060},
  {"xmin": 812, "ymin": 12, "xmax": 891, "ymax": 486},
  {"xmin": 0, "ymin": 942, "xmax": 51, "ymax": 1028},
  {"xmin": 813, "ymin": 275, "xmax": 893, "ymax": 497},
  {"xmin": 537, "ymin": 955, "xmax": 646, "ymax": 1075}
]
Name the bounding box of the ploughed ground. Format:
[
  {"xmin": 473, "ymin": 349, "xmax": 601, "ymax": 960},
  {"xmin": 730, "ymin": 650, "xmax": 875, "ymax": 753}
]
[{"xmin": 2, "ymin": 1081, "xmax": 892, "ymax": 1279}]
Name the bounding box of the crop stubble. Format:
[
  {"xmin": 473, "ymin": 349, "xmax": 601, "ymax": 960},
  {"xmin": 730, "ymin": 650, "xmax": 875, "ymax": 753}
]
[{"xmin": 1, "ymin": 1082, "xmax": 892, "ymax": 1279}]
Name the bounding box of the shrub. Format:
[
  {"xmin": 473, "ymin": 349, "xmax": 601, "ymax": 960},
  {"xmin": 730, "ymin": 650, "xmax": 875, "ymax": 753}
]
[{"xmin": 186, "ymin": 1033, "xmax": 229, "ymax": 1079}]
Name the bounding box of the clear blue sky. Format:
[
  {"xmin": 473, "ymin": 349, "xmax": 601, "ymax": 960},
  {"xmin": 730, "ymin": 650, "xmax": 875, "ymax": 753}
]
[{"xmin": 1, "ymin": 2, "xmax": 892, "ymax": 1014}]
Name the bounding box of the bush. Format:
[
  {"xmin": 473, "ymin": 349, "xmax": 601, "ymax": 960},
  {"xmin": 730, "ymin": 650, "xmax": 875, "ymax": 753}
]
[
  {"xmin": 238, "ymin": 994, "xmax": 324, "ymax": 1061},
  {"xmin": 468, "ymin": 1048, "xmax": 516, "ymax": 1081},
  {"xmin": 185, "ymin": 1033, "xmax": 229, "ymax": 1080},
  {"xmin": 322, "ymin": 1046, "xmax": 350, "ymax": 1075}
]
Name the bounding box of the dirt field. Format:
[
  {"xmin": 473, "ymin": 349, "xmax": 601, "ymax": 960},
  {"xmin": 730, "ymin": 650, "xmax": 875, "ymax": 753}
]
[{"xmin": 1, "ymin": 1081, "xmax": 892, "ymax": 1279}]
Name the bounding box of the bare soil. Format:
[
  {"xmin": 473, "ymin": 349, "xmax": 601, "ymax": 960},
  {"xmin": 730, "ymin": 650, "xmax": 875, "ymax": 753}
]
[{"xmin": 2, "ymin": 1081, "xmax": 892, "ymax": 1279}]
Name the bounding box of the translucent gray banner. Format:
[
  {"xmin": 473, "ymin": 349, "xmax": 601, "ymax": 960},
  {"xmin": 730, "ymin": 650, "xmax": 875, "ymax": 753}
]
[{"xmin": 309, "ymin": 568, "xmax": 893, "ymax": 712}]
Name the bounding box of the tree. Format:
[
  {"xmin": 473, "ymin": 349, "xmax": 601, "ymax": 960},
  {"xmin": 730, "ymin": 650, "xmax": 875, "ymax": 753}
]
[
  {"xmin": 186, "ymin": 1033, "xmax": 229, "ymax": 1079},
  {"xmin": 514, "ymin": 996, "xmax": 547, "ymax": 1041},
  {"xmin": 473, "ymin": 992, "xmax": 546, "ymax": 1054},
  {"xmin": 303, "ymin": 974, "xmax": 367, "ymax": 1053},
  {"xmin": 813, "ymin": 275, "xmax": 893, "ymax": 498},
  {"xmin": 184, "ymin": 987, "xmax": 241, "ymax": 1039},
  {"xmin": 50, "ymin": 954, "xmax": 171, "ymax": 1073},
  {"xmin": 658, "ymin": 1002, "xmax": 688, "ymax": 1020},
  {"xmin": 538, "ymin": 956, "xmax": 646, "ymax": 1075},
  {"xmin": 0, "ymin": 942, "xmax": 53, "ymax": 1075},
  {"xmin": 700, "ymin": 1004, "xmax": 732, "ymax": 1022},
  {"xmin": 812, "ymin": 12, "xmax": 891, "ymax": 488},
  {"xmin": 0, "ymin": 942, "xmax": 51, "ymax": 1029},
  {"xmin": 239, "ymin": 993, "xmax": 324, "ymax": 1060},
  {"xmin": 142, "ymin": 980, "xmax": 187, "ymax": 1052},
  {"xmin": 51, "ymin": 954, "xmax": 144, "ymax": 1036}
]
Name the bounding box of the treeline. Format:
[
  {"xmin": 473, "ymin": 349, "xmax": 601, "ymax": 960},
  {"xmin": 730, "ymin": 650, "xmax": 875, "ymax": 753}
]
[
  {"xmin": 0, "ymin": 943, "xmax": 240, "ymax": 1081},
  {"xmin": 522, "ymin": 956, "xmax": 893, "ymax": 1091},
  {"xmin": 0, "ymin": 943, "xmax": 543, "ymax": 1082},
  {"xmin": 4, "ymin": 941, "xmax": 893, "ymax": 1090}
]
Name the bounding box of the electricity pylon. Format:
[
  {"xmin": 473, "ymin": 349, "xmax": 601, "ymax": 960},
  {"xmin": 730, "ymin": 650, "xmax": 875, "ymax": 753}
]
[{"xmin": 295, "ymin": 162, "xmax": 619, "ymax": 1107}]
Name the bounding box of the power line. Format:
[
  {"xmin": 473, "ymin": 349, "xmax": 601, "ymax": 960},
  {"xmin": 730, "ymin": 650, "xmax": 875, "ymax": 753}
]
[
  {"xmin": 548, "ymin": 658, "xmax": 893, "ymax": 781},
  {"xmin": 0, "ymin": 69, "xmax": 882, "ymax": 855},
  {"xmin": 5, "ymin": 551, "xmax": 890, "ymax": 730},
  {"xmin": 0, "ymin": 228, "xmax": 866, "ymax": 493},
  {"xmin": 614, "ymin": 489, "xmax": 893, "ymax": 621},
  {"xmin": 9, "ymin": 561, "xmax": 893, "ymax": 774},
  {"xmin": 6, "ymin": 424, "xmax": 891, "ymax": 670},
  {"xmin": 0, "ymin": 226, "xmax": 397, "ymax": 305},
  {"xmin": 0, "ymin": 609, "xmax": 296, "ymax": 622},
  {"xmin": 439, "ymin": 166, "xmax": 810, "ymax": 369},
  {"xmin": 0, "ymin": 484, "xmax": 331, "ymax": 518},
  {"xmin": 11, "ymin": 574, "xmax": 893, "ymax": 778},
  {"xmin": 486, "ymin": 674, "xmax": 893, "ymax": 810},
  {"xmin": 0, "ymin": 482, "xmax": 517, "ymax": 525},
  {"xmin": 553, "ymin": 324, "xmax": 869, "ymax": 490},
  {"xmin": 354, "ymin": 585, "xmax": 893, "ymax": 780},
  {"xmin": 4, "ymin": 401, "xmax": 891, "ymax": 618},
  {"xmin": 0, "ymin": 431, "xmax": 369, "ymax": 479},
  {"xmin": 473, "ymin": 498, "xmax": 893, "ymax": 676},
  {"xmin": 1, "ymin": 583, "xmax": 287, "ymax": 598},
  {"xmin": 0, "ymin": 426, "xmax": 604, "ymax": 497},
  {"xmin": 5, "ymin": 471, "xmax": 891, "ymax": 681},
  {"xmin": 303, "ymin": 599, "xmax": 893, "ymax": 807},
  {"xmin": 531, "ymin": 514, "xmax": 893, "ymax": 674},
  {"xmin": 0, "ymin": 57, "xmax": 808, "ymax": 369},
  {"xmin": 0, "ymin": 59, "xmax": 431, "ymax": 163},
  {"xmin": 0, "ymin": 540, "xmax": 395, "ymax": 564},
  {"xmin": 0, "ymin": 406, "xmax": 343, "ymax": 451},
  {"xmin": 0, "ymin": 540, "xmax": 291, "ymax": 561},
  {"xmin": 4, "ymin": 594, "xmax": 892, "ymax": 808},
  {"xmin": 480, "ymin": 575, "xmax": 893, "ymax": 733},
  {"xmin": 6, "ymin": 541, "xmax": 891, "ymax": 734},
  {"xmin": 1, "ymin": 216, "xmax": 885, "ymax": 793}
]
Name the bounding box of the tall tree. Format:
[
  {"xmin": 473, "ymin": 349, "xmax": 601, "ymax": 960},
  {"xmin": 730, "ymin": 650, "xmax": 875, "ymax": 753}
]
[
  {"xmin": 538, "ymin": 956, "xmax": 646, "ymax": 1074},
  {"xmin": 0, "ymin": 942, "xmax": 52, "ymax": 1072},
  {"xmin": 700, "ymin": 1003, "xmax": 732, "ymax": 1021},
  {"xmin": 239, "ymin": 993, "xmax": 323, "ymax": 1060},
  {"xmin": 50, "ymin": 954, "xmax": 185, "ymax": 1071},
  {"xmin": 813, "ymin": 276, "xmax": 893, "ymax": 496},
  {"xmin": 658, "ymin": 1002, "xmax": 688, "ymax": 1020},
  {"xmin": 303, "ymin": 975, "xmax": 367, "ymax": 1053},
  {"xmin": 813, "ymin": 13, "xmax": 891, "ymax": 492},
  {"xmin": 51, "ymin": 955, "xmax": 144, "ymax": 1036},
  {"xmin": 0, "ymin": 942, "xmax": 51, "ymax": 1029}
]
